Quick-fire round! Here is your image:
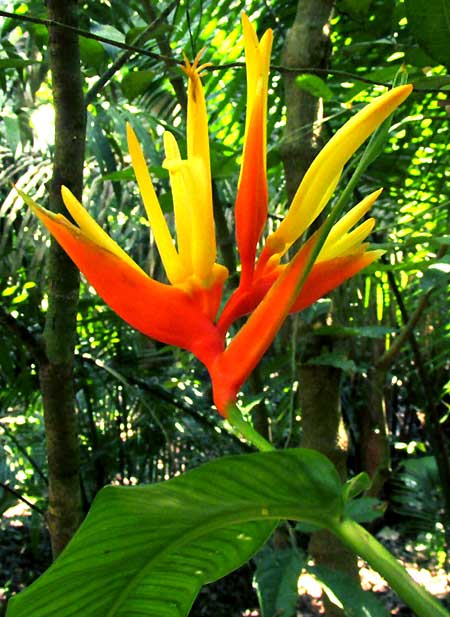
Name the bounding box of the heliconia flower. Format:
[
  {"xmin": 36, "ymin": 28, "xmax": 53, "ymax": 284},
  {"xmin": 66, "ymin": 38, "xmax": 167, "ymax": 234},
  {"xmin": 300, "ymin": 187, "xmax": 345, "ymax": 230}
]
[{"xmin": 25, "ymin": 16, "xmax": 412, "ymax": 417}]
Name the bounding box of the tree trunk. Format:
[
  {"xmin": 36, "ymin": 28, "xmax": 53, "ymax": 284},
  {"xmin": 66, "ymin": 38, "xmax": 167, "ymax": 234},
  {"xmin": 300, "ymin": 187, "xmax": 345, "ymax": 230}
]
[
  {"xmin": 360, "ymin": 362, "xmax": 391, "ymax": 498},
  {"xmin": 281, "ymin": 3, "xmax": 358, "ymax": 613},
  {"xmin": 40, "ymin": 0, "xmax": 86, "ymax": 557},
  {"xmin": 281, "ymin": 0, "xmax": 333, "ymax": 199},
  {"xmin": 299, "ymin": 344, "xmax": 359, "ymax": 608}
]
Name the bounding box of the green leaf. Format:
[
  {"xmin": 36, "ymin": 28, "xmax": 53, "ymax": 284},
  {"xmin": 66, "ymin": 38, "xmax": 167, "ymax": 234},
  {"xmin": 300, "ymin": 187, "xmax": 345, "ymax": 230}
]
[
  {"xmin": 102, "ymin": 167, "xmax": 135, "ymax": 182},
  {"xmin": 295, "ymin": 74, "xmax": 333, "ymax": 101},
  {"xmin": 3, "ymin": 114, "xmax": 21, "ymax": 154},
  {"xmin": 295, "ymin": 520, "xmax": 323, "ymax": 533},
  {"xmin": 210, "ymin": 142, "xmax": 239, "ymax": 179},
  {"xmin": 125, "ymin": 24, "xmax": 172, "ymax": 45},
  {"xmin": 411, "ymin": 75, "xmax": 450, "ymax": 90},
  {"xmin": 405, "ymin": 45, "xmax": 437, "ymax": 68},
  {"xmin": 405, "ymin": 0, "xmax": 450, "ymax": 68},
  {"xmin": 305, "ymin": 352, "xmax": 357, "ymax": 373},
  {"xmin": 345, "ymin": 497, "xmax": 386, "ymax": 523},
  {"xmin": 125, "ymin": 26, "xmax": 148, "ymax": 45},
  {"xmin": 121, "ymin": 70, "xmax": 155, "ymax": 101},
  {"xmin": 435, "ymin": 235, "xmax": 450, "ymax": 247},
  {"xmin": 79, "ymin": 38, "xmax": 107, "ymax": 73},
  {"xmin": 343, "ymin": 472, "xmax": 371, "ymax": 501},
  {"xmin": 313, "ymin": 325, "xmax": 395, "ymax": 339},
  {"xmin": 0, "ymin": 58, "xmax": 38, "ymax": 70},
  {"xmin": 253, "ymin": 546, "xmax": 306, "ymax": 617},
  {"xmin": 90, "ymin": 22, "xmax": 125, "ymax": 57},
  {"xmin": 7, "ymin": 449, "xmax": 343, "ymax": 617},
  {"xmin": 158, "ymin": 192, "xmax": 174, "ymax": 214},
  {"xmin": 421, "ymin": 258, "xmax": 450, "ymax": 292},
  {"xmin": 309, "ymin": 565, "xmax": 390, "ymax": 616}
]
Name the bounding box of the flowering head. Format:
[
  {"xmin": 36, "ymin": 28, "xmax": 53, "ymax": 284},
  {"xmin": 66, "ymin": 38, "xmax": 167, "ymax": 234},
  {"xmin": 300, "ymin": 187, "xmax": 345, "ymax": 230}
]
[{"xmin": 25, "ymin": 16, "xmax": 412, "ymax": 417}]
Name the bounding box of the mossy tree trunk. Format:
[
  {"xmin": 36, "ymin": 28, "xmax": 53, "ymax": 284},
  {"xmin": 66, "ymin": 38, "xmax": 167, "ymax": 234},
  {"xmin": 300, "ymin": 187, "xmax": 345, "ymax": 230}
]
[
  {"xmin": 281, "ymin": 0, "xmax": 333, "ymax": 200},
  {"xmin": 281, "ymin": 2, "xmax": 358, "ymax": 612},
  {"xmin": 39, "ymin": 0, "xmax": 86, "ymax": 558},
  {"xmin": 299, "ymin": 355, "xmax": 359, "ymax": 585}
]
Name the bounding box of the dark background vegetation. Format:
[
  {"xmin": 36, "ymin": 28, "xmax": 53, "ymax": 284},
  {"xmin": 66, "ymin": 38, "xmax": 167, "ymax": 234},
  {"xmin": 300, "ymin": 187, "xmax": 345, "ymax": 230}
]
[{"xmin": 1, "ymin": 0, "xmax": 449, "ymax": 615}]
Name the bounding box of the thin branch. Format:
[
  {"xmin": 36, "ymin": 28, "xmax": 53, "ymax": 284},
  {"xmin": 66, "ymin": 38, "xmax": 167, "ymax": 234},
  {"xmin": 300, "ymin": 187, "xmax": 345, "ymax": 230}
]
[
  {"xmin": 0, "ymin": 9, "xmax": 169, "ymax": 62},
  {"xmin": 0, "ymin": 423, "xmax": 48, "ymax": 485},
  {"xmin": 85, "ymin": 0, "xmax": 179, "ymax": 105},
  {"xmin": 141, "ymin": 0, "xmax": 187, "ymax": 111},
  {"xmin": 0, "ymin": 481, "xmax": 46, "ymax": 516},
  {"xmin": 376, "ymin": 286, "xmax": 434, "ymax": 371},
  {"xmin": 80, "ymin": 353, "xmax": 251, "ymax": 450},
  {"xmin": 0, "ymin": 304, "xmax": 47, "ymax": 366},
  {"xmin": 0, "ymin": 8, "xmax": 445, "ymax": 93}
]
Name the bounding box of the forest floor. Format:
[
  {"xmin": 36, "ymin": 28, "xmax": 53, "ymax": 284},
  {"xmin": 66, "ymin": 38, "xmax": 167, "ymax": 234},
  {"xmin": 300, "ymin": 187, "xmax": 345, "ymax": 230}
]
[{"xmin": 1, "ymin": 503, "xmax": 449, "ymax": 616}]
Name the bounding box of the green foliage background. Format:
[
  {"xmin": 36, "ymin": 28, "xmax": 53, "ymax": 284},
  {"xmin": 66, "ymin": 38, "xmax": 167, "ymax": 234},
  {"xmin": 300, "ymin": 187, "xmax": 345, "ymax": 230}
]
[{"xmin": 0, "ymin": 0, "xmax": 449, "ymax": 613}]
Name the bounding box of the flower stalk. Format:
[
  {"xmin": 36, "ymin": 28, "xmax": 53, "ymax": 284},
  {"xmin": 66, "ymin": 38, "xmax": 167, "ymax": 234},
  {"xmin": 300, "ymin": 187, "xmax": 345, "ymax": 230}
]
[{"xmin": 331, "ymin": 518, "xmax": 450, "ymax": 617}]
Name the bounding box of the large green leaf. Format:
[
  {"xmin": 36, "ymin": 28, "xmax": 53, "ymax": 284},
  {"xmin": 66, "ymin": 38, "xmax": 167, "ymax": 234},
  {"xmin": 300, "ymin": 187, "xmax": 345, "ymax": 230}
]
[
  {"xmin": 7, "ymin": 449, "xmax": 343, "ymax": 617},
  {"xmin": 405, "ymin": 0, "xmax": 450, "ymax": 68},
  {"xmin": 310, "ymin": 565, "xmax": 390, "ymax": 616},
  {"xmin": 254, "ymin": 545, "xmax": 390, "ymax": 617},
  {"xmin": 254, "ymin": 546, "xmax": 305, "ymax": 617}
]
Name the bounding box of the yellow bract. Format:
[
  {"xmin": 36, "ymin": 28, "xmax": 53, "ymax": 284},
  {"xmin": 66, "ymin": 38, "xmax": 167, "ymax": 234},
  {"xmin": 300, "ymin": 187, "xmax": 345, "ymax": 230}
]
[
  {"xmin": 126, "ymin": 52, "xmax": 228, "ymax": 293},
  {"xmin": 127, "ymin": 124, "xmax": 185, "ymax": 284},
  {"xmin": 318, "ymin": 188, "xmax": 383, "ymax": 262},
  {"xmin": 265, "ymin": 85, "xmax": 412, "ymax": 261}
]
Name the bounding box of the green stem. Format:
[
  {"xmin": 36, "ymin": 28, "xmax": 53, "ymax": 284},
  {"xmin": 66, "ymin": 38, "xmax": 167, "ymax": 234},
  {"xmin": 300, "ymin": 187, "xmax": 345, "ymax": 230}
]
[
  {"xmin": 330, "ymin": 518, "xmax": 450, "ymax": 617},
  {"xmin": 226, "ymin": 403, "xmax": 275, "ymax": 452}
]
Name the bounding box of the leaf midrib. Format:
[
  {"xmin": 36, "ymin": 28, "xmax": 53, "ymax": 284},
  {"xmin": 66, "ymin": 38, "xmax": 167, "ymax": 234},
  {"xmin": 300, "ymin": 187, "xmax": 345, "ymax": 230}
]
[{"xmin": 105, "ymin": 501, "xmax": 339, "ymax": 616}]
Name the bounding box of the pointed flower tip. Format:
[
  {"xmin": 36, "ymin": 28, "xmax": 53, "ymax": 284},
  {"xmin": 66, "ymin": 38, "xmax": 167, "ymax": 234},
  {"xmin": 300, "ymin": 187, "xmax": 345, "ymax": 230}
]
[
  {"xmin": 368, "ymin": 248, "xmax": 386, "ymax": 260},
  {"xmin": 182, "ymin": 49, "xmax": 210, "ymax": 79},
  {"xmin": 241, "ymin": 12, "xmax": 252, "ymax": 31},
  {"xmin": 126, "ymin": 122, "xmax": 139, "ymax": 151},
  {"xmin": 399, "ymin": 83, "xmax": 413, "ymax": 95},
  {"xmin": 60, "ymin": 184, "xmax": 71, "ymax": 201},
  {"xmin": 241, "ymin": 12, "xmax": 273, "ymax": 49},
  {"xmin": 17, "ymin": 187, "xmax": 49, "ymax": 218},
  {"xmin": 388, "ymin": 83, "xmax": 413, "ymax": 106}
]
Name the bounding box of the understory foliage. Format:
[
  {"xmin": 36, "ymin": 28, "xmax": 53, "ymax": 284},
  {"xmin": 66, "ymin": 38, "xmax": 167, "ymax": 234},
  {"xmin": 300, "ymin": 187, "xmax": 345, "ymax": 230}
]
[{"xmin": 0, "ymin": 0, "xmax": 449, "ymax": 615}]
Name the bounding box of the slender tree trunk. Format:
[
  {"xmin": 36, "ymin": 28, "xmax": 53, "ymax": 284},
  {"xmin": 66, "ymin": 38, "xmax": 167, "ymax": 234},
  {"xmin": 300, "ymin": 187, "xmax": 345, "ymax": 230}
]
[
  {"xmin": 361, "ymin": 363, "xmax": 391, "ymax": 497},
  {"xmin": 299, "ymin": 358, "xmax": 359, "ymax": 587},
  {"xmin": 39, "ymin": 0, "xmax": 86, "ymax": 557},
  {"xmin": 359, "ymin": 279, "xmax": 443, "ymax": 499},
  {"xmin": 281, "ymin": 0, "xmax": 333, "ymax": 199},
  {"xmin": 281, "ymin": 3, "xmax": 358, "ymax": 612}
]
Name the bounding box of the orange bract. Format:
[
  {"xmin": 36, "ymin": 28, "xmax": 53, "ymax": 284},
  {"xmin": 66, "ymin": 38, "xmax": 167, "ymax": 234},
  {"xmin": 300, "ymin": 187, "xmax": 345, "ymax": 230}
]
[{"xmin": 27, "ymin": 16, "xmax": 412, "ymax": 416}]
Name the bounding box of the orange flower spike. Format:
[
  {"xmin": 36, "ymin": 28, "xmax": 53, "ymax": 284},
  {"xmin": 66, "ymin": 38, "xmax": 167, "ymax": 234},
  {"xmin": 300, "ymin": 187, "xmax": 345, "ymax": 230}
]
[
  {"xmin": 211, "ymin": 237, "xmax": 384, "ymax": 413},
  {"xmin": 22, "ymin": 191, "xmax": 223, "ymax": 365},
  {"xmin": 24, "ymin": 15, "xmax": 413, "ymax": 420},
  {"xmin": 218, "ymin": 84, "xmax": 412, "ymax": 333},
  {"xmin": 211, "ymin": 234, "xmax": 318, "ymax": 413},
  {"xmin": 235, "ymin": 15, "xmax": 273, "ymax": 288}
]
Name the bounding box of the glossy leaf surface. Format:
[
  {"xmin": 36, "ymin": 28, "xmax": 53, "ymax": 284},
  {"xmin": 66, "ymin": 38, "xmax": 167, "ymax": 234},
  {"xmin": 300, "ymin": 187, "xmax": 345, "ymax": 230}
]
[{"xmin": 7, "ymin": 449, "xmax": 343, "ymax": 617}]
